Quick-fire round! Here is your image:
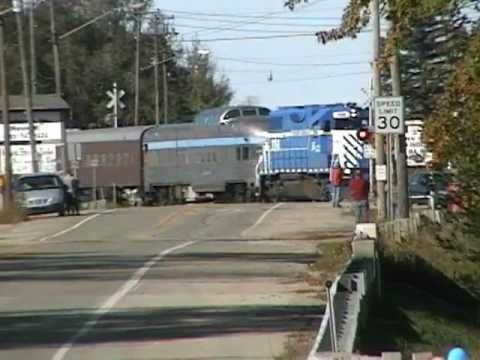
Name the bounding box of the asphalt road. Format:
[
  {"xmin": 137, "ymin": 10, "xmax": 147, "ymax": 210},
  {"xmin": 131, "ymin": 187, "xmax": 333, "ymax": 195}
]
[{"xmin": 0, "ymin": 202, "xmax": 354, "ymax": 360}]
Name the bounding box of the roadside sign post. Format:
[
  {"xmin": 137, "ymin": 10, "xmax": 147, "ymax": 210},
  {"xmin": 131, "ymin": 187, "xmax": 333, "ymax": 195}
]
[
  {"xmin": 374, "ymin": 97, "xmax": 405, "ymax": 135},
  {"xmin": 90, "ymin": 159, "xmax": 99, "ymax": 209},
  {"xmin": 374, "ymin": 96, "xmax": 405, "ymax": 220},
  {"xmin": 106, "ymin": 82, "xmax": 126, "ymax": 128}
]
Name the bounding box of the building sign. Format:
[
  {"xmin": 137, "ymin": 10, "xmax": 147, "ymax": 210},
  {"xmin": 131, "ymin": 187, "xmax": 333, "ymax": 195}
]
[
  {"xmin": 0, "ymin": 144, "xmax": 58, "ymax": 175},
  {"xmin": 0, "ymin": 122, "xmax": 62, "ymax": 142},
  {"xmin": 405, "ymin": 120, "xmax": 433, "ymax": 167}
]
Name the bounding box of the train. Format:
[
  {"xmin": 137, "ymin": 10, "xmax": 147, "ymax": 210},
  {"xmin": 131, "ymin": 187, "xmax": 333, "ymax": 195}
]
[
  {"xmin": 258, "ymin": 103, "xmax": 369, "ymax": 201},
  {"xmin": 66, "ymin": 108, "xmax": 269, "ymax": 205},
  {"xmin": 66, "ymin": 103, "xmax": 369, "ymax": 204}
]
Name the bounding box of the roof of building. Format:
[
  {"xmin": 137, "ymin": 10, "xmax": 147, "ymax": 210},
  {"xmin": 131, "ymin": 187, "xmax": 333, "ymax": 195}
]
[{"xmin": 2, "ymin": 94, "xmax": 70, "ymax": 111}]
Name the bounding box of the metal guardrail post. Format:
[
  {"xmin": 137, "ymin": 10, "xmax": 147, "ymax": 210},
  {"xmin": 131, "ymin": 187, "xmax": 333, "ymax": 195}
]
[{"xmin": 325, "ymin": 280, "xmax": 338, "ymax": 352}]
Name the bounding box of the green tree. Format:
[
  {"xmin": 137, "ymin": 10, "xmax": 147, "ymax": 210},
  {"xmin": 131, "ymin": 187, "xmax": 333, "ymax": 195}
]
[
  {"xmin": 1, "ymin": 0, "xmax": 232, "ymax": 128},
  {"xmin": 399, "ymin": 3, "xmax": 469, "ymax": 119}
]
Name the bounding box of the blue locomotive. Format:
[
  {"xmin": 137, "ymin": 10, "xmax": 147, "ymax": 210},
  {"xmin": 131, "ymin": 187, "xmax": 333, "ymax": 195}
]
[{"xmin": 258, "ymin": 103, "xmax": 369, "ymax": 201}]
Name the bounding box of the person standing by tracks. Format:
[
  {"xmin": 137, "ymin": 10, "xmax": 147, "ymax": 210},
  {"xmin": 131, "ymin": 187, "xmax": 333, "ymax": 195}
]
[
  {"xmin": 329, "ymin": 156, "xmax": 344, "ymax": 208},
  {"xmin": 63, "ymin": 172, "xmax": 80, "ymax": 216},
  {"xmin": 349, "ymin": 169, "xmax": 369, "ymax": 223}
]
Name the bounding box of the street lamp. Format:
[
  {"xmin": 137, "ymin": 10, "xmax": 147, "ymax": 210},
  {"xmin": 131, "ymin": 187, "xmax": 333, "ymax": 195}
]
[
  {"xmin": 11, "ymin": 0, "xmax": 22, "ymax": 13},
  {"xmin": 196, "ymin": 49, "xmax": 210, "ymax": 56}
]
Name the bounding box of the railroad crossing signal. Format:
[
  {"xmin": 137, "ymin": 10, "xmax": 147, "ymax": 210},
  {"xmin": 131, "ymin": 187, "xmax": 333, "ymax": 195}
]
[
  {"xmin": 106, "ymin": 83, "xmax": 126, "ymax": 128},
  {"xmin": 374, "ymin": 96, "xmax": 405, "ymax": 134},
  {"xmin": 106, "ymin": 83, "xmax": 126, "ymax": 110}
]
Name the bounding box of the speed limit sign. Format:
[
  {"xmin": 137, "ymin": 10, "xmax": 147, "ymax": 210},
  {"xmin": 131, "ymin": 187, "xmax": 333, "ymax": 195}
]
[{"xmin": 374, "ymin": 97, "xmax": 405, "ymax": 134}]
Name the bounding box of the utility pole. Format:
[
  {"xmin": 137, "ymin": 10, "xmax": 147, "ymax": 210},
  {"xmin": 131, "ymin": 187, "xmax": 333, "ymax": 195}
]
[
  {"xmin": 153, "ymin": 12, "xmax": 160, "ymax": 126},
  {"xmin": 134, "ymin": 13, "xmax": 141, "ymax": 126},
  {"xmin": 113, "ymin": 82, "xmax": 118, "ymax": 128},
  {"xmin": 160, "ymin": 15, "xmax": 173, "ymax": 125},
  {"xmin": 372, "ymin": 0, "xmax": 386, "ymax": 221},
  {"xmin": 28, "ymin": 1, "xmax": 37, "ymax": 95},
  {"xmin": 15, "ymin": 7, "xmax": 38, "ymax": 173},
  {"xmin": 391, "ymin": 51, "xmax": 409, "ymax": 218},
  {"xmin": 49, "ymin": 0, "xmax": 61, "ymax": 96},
  {"xmin": 162, "ymin": 52, "xmax": 168, "ymax": 124},
  {"xmin": 0, "ymin": 18, "xmax": 12, "ymax": 207}
]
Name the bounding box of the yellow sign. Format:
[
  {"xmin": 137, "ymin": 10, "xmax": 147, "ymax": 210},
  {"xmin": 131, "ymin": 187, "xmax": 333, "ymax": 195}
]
[{"xmin": 0, "ymin": 176, "xmax": 4, "ymax": 189}]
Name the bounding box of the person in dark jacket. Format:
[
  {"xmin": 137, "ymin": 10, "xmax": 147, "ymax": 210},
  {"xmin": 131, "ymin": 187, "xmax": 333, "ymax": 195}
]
[
  {"xmin": 349, "ymin": 169, "xmax": 369, "ymax": 223},
  {"xmin": 63, "ymin": 172, "xmax": 80, "ymax": 216}
]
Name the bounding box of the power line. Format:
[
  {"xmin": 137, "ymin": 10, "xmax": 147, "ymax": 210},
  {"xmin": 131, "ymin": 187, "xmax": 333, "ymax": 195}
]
[
  {"xmin": 216, "ymin": 51, "xmax": 371, "ymax": 61},
  {"xmin": 163, "ymin": 6, "xmax": 340, "ymax": 21},
  {"xmin": 178, "ymin": 0, "xmax": 329, "ymax": 37},
  {"xmin": 216, "ymin": 56, "xmax": 370, "ymax": 67},
  {"xmin": 179, "ymin": 33, "xmax": 317, "ymax": 42},
  {"xmin": 175, "ymin": 23, "xmax": 339, "ymax": 33},
  {"xmin": 178, "ymin": 29, "xmax": 373, "ymax": 43},
  {"xmin": 232, "ymin": 71, "xmax": 370, "ymax": 85},
  {"xmin": 173, "ymin": 13, "xmax": 342, "ymax": 22},
  {"xmin": 180, "ymin": 8, "xmax": 291, "ymax": 37}
]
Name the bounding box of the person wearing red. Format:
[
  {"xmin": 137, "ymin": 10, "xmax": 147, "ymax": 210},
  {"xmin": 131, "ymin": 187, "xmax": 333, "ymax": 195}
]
[
  {"xmin": 349, "ymin": 169, "xmax": 369, "ymax": 223},
  {"xmin": 329, "ymin": 157, "xmax": 344, "ymax": 208}
]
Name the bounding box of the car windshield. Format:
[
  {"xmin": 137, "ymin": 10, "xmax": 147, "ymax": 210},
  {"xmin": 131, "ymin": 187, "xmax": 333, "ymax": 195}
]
[{"xmin": 17, "ymin": 176, "xmax": 61, "ymax": 191}]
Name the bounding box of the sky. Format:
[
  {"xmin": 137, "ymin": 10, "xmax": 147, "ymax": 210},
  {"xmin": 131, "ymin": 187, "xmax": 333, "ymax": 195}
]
[{"xmin": 154, "ymin": 0, "xmax": 373, "ymax": 110}]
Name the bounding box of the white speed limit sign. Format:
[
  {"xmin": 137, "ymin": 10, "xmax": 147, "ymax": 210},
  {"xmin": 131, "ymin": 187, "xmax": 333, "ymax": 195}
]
[{"xmin": 374, "ymin": 96, "xmax": 405, "ymax": 134}]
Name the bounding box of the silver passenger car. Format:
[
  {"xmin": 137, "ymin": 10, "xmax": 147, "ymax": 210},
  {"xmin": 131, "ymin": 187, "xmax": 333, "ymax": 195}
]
[
  {"xmin": 15, "ymin": 173, "xmax": 67, "ymax": 216},
  {"xmin": 194, "ymin": 106, "xmax": 271, "ymax": 126},
  {"xmin": 142, "ymin": 117, "xmax": 268, "ymax": 205}
]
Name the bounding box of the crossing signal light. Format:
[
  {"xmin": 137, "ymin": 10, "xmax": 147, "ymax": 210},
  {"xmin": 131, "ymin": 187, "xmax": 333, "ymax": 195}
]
[{"xmin": 356, "ymin": 128, "xmax": 371, "ymax": 142}]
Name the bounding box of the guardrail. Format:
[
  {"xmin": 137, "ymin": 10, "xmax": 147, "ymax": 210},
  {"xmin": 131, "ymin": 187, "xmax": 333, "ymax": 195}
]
[
  {"xmin": 307, "ymin": 216, "xmax": 447, "ymax": 359},
  {"xmin": 308, "ymin": 224, "xmax": 378, "ymax": 359}
]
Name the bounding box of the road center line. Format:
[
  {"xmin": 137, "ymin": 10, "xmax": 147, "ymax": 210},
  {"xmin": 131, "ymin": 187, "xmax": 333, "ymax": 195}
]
[
  {"xmin": 51, "ymin": 239, "xmax": 198, "ymax": 360},
  {"xmin": 39, "ymin": 210, "xmax": 116, "ymax": 243},
  {"xmin": 242, "ymin": 202, "xmax": 284, "ymax": 236}
]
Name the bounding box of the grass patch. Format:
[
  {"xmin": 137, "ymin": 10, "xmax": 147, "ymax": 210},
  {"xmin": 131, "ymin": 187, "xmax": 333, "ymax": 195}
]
[
  {"xmin": 305, "ymin": 242, "xmax": 352, "ymax": 301},
  {"xmin": 276, "ymin": 242, "xmax": 352, "ymax": 360},
  {"xmin": 357, "ymin": 220, "xmax": 480, "ymax": 358},
  {"xmin": 0, "ymin": 205, "xmax": 25, "ymax": 224},
  {"xmin": 274, "ymin": 331, "xmax": 315, "ymax": 360}
]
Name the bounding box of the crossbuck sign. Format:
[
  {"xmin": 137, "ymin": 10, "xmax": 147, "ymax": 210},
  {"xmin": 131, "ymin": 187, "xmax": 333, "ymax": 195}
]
[{"xmin": 374, "ymin": 97, "xmax": 405, "ymax": 134}]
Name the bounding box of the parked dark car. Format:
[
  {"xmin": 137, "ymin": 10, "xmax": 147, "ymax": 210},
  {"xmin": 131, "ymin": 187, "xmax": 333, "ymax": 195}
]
[{"xmin": 408, "ymin": 171, "xmax": 452, "ymax": 208}]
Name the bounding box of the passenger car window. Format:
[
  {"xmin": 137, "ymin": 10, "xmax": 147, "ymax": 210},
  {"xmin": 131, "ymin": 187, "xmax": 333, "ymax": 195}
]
[
  {"xmin": 242, "ymin": 109, "xmax": 257, "ymax": 116},
  {"xmin": 242, "ymin": 147, "xmax": 250, "ymax": 160},
  {"xmin": 259, "ymin": 107, "xmax": 271, "ymax": 116},
  {"xmin": 224, "ymin": 109, "xmax": 241, "ymax": 120}
]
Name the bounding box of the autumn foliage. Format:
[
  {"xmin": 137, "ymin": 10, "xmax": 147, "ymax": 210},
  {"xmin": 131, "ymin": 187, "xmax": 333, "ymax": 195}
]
[{"xmin": 425, "ymin": 33, "xmax": 480, "ymax": 232}]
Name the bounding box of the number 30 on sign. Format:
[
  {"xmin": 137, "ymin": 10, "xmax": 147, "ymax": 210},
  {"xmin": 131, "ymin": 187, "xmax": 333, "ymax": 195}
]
[{"xmin": 374, "ymin": 96, "xmax": 405, "ymax": 134}]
